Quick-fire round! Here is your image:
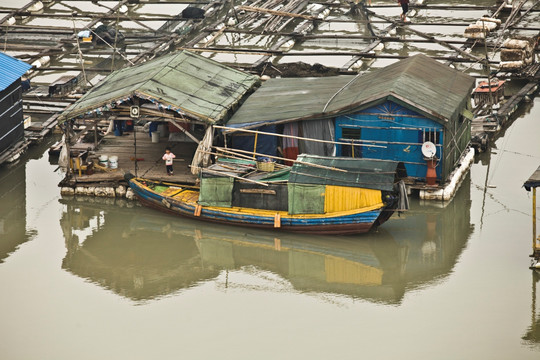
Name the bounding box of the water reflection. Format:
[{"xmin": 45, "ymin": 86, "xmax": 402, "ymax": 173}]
[
  {"xmin": 523, "ymin": 271, "xmax": 540, "ymax": 349},
  {"xmin": 60, "ymin": 176, "xmax": 473, "ymax": 304},
  {"xmin": 385, "ymin": 174, "xmax": 474, "ymax": 291},
  {"xmin": 0, "ymin": 160, "xmax": 28, "ymax": 263}
]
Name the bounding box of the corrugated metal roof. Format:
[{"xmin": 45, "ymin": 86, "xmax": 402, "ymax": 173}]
[
  {"xmin": 227, "ymin": 54, "xmax": 475, "ymax": 129},
  {"xmin": 0, "ymin": 52, "xmax": 31, "ymax": 92},
  {"xmin": 226, "ymin": 76, "xmax": 354, "ymax": 128},
  {"xmin": 60, "ymin": 51, "xmax": 260, "ymax": 124},
  {"xmin": 290, "ymin": 154, "xmax": 406, "ymax": 191},
  {"xmin": 326, "ymin": 54, "xmax": 476, "ymax": 125}
]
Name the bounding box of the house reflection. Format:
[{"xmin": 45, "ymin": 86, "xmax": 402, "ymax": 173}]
[
  {"xmin": 0, "ymin": 157, "xmax": 29, "ymax": 263},
  {"xmin": 384, "ymin": 174, "xmax": 474, "ymax": 290},
  {"xmin": 60, "ymin": 176, "xmax": 473, "ymax": 304}
]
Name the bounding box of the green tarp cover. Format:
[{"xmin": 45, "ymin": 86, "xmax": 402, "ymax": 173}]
[
  {"xmin": 198, "ymin": 177, "xmax": 234, "ymax": 207},
  {"xmin": 289, "ymin": 154, "xmax": 404, "ymax": 192},
  {"xmin": 288, "ymin": 183, "xmax": 325, "ymax": 215},
  {"xmin": 60, "ymin": 51, "xmax": 260, "ymax": 124}
]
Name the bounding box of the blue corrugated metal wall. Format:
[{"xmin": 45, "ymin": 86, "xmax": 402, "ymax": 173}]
[{"xmin": 335, "ymin": 101, "xmax": 444, "ymax": 180}]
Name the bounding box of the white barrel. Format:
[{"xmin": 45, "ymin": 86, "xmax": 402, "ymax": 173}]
[
  {"xmin": 108, "ymin": 156, "xmax": 118, "ymax": 169},
  {"xmin": 99, "ymin": 155, "xmax": 108, "ymax": 168},
  {"xmin": 151, "ymin": 131, "xmax": 160, "ymax": 143}
]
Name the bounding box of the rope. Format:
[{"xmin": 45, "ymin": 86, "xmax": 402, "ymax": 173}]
[{"xmin": 72, "ymin": 15, "xmax": 89, "ymax": 88}]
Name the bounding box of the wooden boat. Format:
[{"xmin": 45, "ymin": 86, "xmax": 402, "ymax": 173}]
[{"xmin": 126, "ymin": 155, "xmax": 408, "ymax": 235}]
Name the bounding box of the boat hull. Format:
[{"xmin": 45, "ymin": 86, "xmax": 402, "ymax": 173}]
[{"xmin": 129, "ymin": 178, "xmax": 390, "ymax": 235}]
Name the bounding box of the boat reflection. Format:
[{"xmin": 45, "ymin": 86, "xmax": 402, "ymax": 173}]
[{"xmin": 60, "ymin": 176, "xmax": 473, "ymax": 303}]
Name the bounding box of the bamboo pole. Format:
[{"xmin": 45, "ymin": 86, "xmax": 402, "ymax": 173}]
[
  {"xmin": 201, "ymin": 168, "xmax": 269, "ymax": 186},
  {"xmin": 167, "ymin": 119, "xmax": 200, "ymax": 144},
  {"xmin": 213, "ymin": 146, "xmax": 348, "ymax": 173},
  {"xmin": 253, "ymin": 132, "xmax": 258, "ymax": 160},
  {"xmin": 367, "ymin": 11, "xmax": 491, "ymax": 68},
  {"xmin": 214, "ymin": 125, "xmax": 386, "ymax": 148},
  {"xmin": 238, "ymin": 5, "xmax": 317, "ymax": 21}
]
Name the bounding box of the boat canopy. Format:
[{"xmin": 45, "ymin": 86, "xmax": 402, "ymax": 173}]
[{"xmin": 290, "ymin": 155, "xmax": 407, "ymax": 192}]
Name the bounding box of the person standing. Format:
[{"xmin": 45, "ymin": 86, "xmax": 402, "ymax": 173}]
[
  {"xmin": 398, "ymin": 0, "xmax": 409, "ymax": 21},
  {"xmin": 162, "ymin": 147, "xmax": 176, "ymax": 175}
]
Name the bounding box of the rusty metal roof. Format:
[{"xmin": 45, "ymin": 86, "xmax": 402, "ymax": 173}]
[
  {"xmin": 227, "ymin": 54, "xmax": 475, "ymax": 129},
  {"xmin": 59, "ymin": 51, "xmax": 260, "ymax": 124}
]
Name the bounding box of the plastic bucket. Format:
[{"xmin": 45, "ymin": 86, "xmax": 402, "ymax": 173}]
[
  {"xmin": 99, "ymin": 155, "xmax": 108, "ymax": 168},
  {"xmin": 151, "ymin": 131, "xmax": 160, "ymax": 143},
  {"xmin": 109, "ymin": 155, "xmax": 118, "ymax": 169}
]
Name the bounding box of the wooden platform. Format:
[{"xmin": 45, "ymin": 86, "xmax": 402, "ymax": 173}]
[{"xmin": 70, "ymin": 130, "xmax": 198, "ymax": 185}]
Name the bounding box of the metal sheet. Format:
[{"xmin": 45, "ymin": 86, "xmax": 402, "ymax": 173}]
[
  {"xmin": 60, "ymin": 51, "xmax": 260, "ymax": 124},
  {"xmin": 227, "ymin": 54, "xmax": 475, "ymax": 129},
  {"xmin": 0, "ymin": 52, "xmax": 31, "ymax": 92}
]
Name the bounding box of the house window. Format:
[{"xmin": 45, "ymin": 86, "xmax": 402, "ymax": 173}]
[
  {"xmin": 342, "ymin": 128, "xmax": 361, "ymax": 140},
  {"xmin": 418, "ymin": 129, "xmax": 441, "ymax": 144},
  {"xmin": 340, "ymin": 127, "xmax": 362, "ymax": 158}
]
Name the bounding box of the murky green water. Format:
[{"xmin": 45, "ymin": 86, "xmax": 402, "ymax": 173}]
[
  {"xmin": 0, "ymin": 99, "xmax": 539, "ymax": 359},
  {"xmin": 2, "ymin": 0, "xmax": 540, "ymax": 358}
]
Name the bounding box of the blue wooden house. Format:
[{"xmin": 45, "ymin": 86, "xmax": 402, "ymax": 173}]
[
  {"xmin": 331, "ymin": 54, "xmax": 475, "ymax": 183},
  {"xmin": 0, "ymin": 52, "xmax": 31, "ymax": 158},
  {"xmin": 226, "ymin": 54, "xmax": 475, "ymax": 185}
]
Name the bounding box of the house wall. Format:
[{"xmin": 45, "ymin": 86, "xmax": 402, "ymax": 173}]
[
  {"xmin": 335, "ymin": 100, "xmax": 446, "ymax": 181},
  {"xmin": 0, "ymin": 79, "xmax": 24, "ymax": 154}
]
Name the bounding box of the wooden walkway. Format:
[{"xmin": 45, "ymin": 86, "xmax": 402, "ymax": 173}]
[{"xmin": 70, "ymin": 130, "xmax": 198, "ymax": 185}]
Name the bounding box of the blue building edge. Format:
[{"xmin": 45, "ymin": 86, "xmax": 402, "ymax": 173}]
[{"xmin": 0, "ymin": 52, "xmax": 32, "ymax": 165}]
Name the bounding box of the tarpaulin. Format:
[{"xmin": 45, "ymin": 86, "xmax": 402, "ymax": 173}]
[
  {"xmin": 287, "ymin": 183, "xmax": 325, "ymax": 215},
  {"xmin": 198, "ymin": 177, "xmax": 234, "ymax": 207}
]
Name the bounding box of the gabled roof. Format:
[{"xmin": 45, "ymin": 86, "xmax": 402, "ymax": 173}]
[
  {"xmin": 0, "ymin": 52, "xmax": 31, "ymax": 92},
  {"xmin": 226, "ymin": 76, "xmax": 355, "ymax": 128},
  {"xmin": 227, "ymin": 54, "xmax": 475, "ymax": 129},
  {"xmin": 60, "ymin": 51, "xmax": 260, "ymax": 124},
  {"xmin": 326, "ymin": 54, "xmax": 475, "ymax": 124}
]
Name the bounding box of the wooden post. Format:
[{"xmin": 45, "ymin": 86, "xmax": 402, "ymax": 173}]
[
  {"xmin": 133, "ymin": 99, "xmax": 139, "ymax": 177},
  {"xmin": 94, "ymin": 120, "xmax": 98, "ymax": 148},
  {"xmin": 534, "ymin": 187, "xmax": 537, "ymax": 253},
  {"xmin": 253, "ymin": 132, "xmax": 258, "ymax": 160},
  {"xmin": 65, "ymin": 120, "xmax": 71, "ymax": 176}
]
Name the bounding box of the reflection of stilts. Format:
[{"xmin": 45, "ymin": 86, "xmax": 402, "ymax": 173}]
[
  {"xmin": 523, "ymin": 166, "xmax": 540, "ymax": 268},
  {"xmin": 522, "ymin": 271, "xmax": 540, "ymax": 346},
  {"xmin": 422, "ymin": 214, "xmax": 438, "ymax": 264}
]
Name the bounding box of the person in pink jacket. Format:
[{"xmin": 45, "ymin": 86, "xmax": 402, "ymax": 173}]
[
  {"xmin": 398, "ymin": 0, "xmax": 409, "ymax": 21},
  {"xmin": 162, "ymin": 147, "xmax": 176, "ymax": 175}
]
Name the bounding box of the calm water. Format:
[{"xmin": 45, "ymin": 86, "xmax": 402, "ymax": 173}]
[
  {"xmin": 2, "ymin": 0, "xmax": 540, "ymax": 359},
  {"xmin": 0, "ymin": 98, "xmax": 538, "ymax": 359}
]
